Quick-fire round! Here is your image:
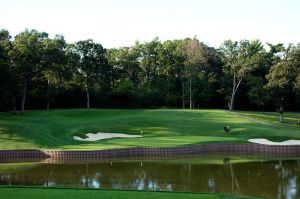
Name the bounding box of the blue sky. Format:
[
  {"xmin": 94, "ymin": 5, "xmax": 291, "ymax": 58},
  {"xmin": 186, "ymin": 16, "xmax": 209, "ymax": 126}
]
[{"xmin": 1, "ymin": 0, "xmax": 299, "ymax": 48}]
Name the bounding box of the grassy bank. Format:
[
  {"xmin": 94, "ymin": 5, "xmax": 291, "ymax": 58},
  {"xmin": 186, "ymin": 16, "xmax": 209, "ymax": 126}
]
[
  {"xmin": 235, "ymin": 111, "xmax": 300, "ymax": 126},
  {"xmin": 0, "ymin": 187, "xmax": 263, "ymax": 199},
  {"xmin": 0, "ymin": 109, "xmax": 299, "ymax": 150}
]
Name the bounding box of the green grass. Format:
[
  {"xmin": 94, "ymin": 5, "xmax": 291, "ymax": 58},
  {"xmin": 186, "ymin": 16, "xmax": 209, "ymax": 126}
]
[
  {"xmin": 0, "ymin": 109, "xmax": 299, "ymax": 150},
  {"xmin": 235, "ymin": 110, "xmax": 300, "ymax": 126},
  {"xmin": 0, "ymin": 187, "xmax": 263, "ymax": 199}
]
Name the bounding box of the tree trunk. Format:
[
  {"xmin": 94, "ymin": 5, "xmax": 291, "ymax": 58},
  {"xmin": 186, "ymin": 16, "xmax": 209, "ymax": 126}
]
[
  {"xmin": 229, "ymin": 74, "xmax": 236, "ymax": 111},
  {"xmin": 12, "ymin": 96, "xmax": 16, "ymax": 114},
  {"xmin": 189, "ymin": 75, "xmax": 192, "ymax": 109},
  {"xmin": 46, "ymin": 78, "xmax": 50, "ymax": 111},
  {"xmin": 229, "ymin": 93, "xmax": 235, "ymax": 111},
  {"xmin": 84, "ymin": 78, "xmax": 90, "ymax": 109},
  {"xmin": 279, "ymin": 97, "xmax": 284, "ymax": 123},
  {"xmin": 86, "ymin": 85, "xmax": 90, "ymax": 109},
  {"xmin": 280, "ymin": 113, "xmax": 283, "ymax": 123},
  {"xmin": 181, "ymin": 76, "xmax": 185, "ymax": 109},
  {"xmin": 279, "ymin": 106, "xmax": 283, "ymax": 123},
  {"xmin": 21, "ymin": 78, "xmax": 27, "ymax": 113},
  {"xmin": 229, "ymin": 74, "xmax": 242, "ymax": 111},
  {"xmin": 47, "ymin": 99, "xmax": 50, "ymax": 111},
  {"xmin": 86, "ymin": 90, "xmax": 90, "ymax": 109}
]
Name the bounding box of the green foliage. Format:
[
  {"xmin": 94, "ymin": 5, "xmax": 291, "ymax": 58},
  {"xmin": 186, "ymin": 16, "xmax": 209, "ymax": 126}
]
[
  {"xmin": 9, "ymin": 29, "xmax": 47, "ymax": 80},
  {"xmin": 71, "ymin": 39, "xmax": 107, "ymax": 82},
  {"xmin": 41, "ymin": 35, "xmax": 68, "ymax": 85},
  {"xmin": 0, "ymin": 61, "xmax": 12, "ymax": 110},
  {"xmin": 107, "ymin": 44, "xmax": 141, "ymax": 89},
  {"xmin": 0, "ymin": 30, "xmax": 12, "ymax": 110},
  {"xmin": 265, "ymin": 44, "xmax": 300, "ymax": 113},
  {"xmin": 0, "ymin": 28, "xmax": 300, "ymax": 111},
  {"xmin": 247, "ymin": 76, "xmax": 271, "ymax": 108},
  {"xmin": 139, "ymin": 38, "xmax": 161, "ymax": 88},
  {"xmin": 220, "ymin": 40, "xmax": 267, "ymax": 110},
  {"xmin": 67, "ymin": 39, "xmax": 108, "ymax": 108}
]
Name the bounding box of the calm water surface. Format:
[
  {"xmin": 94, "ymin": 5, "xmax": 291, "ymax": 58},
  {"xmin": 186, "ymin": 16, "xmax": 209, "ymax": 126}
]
[{"xmin": 1, "ymin": 158, "xmax": 300, "ymax": 199}]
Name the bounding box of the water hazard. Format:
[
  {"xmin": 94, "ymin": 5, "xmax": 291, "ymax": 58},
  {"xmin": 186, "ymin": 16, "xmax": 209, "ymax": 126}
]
[{"xmin": 1, "ymin": 157, "xmax": 300, "ymax": 199}]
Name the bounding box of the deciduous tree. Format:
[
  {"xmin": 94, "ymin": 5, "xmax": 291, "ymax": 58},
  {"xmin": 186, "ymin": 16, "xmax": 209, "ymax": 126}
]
[
  {"xmin": 220, "ymin": 40, "xmax": 265, "ymax": 110},
  {"xmin": 8, "ymin": 29, "xmax": 47, "ymax": 113},
  {"xmin": 70, "ymin": 39, "xmax": 107, "ymax": 108}
]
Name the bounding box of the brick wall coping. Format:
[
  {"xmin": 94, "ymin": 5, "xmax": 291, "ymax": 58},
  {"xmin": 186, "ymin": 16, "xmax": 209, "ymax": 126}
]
[{"xmin": 1, "ymin": 143, "xmax": 300, "ymax": 163}]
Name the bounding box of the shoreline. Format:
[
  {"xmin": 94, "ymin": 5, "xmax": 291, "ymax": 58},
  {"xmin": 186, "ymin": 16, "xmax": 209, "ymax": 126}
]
[{"xmin": 1, "ymin": 143, "xmax": 300, "ymax": 163}]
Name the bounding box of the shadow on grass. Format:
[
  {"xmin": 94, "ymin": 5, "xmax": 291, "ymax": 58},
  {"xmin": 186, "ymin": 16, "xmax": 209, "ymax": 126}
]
[{"xmin": 0, "ymin": 109, "xmax": 299, "ymax": 149}]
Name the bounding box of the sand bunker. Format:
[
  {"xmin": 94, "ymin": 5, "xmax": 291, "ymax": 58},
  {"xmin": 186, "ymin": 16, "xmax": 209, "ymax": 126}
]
[
  {"xmin": 73, "ymin": 132, "xmax": 142, "ymax": 141},
  {"xmin": 248, "ymin": 138, "xmax": 300, "ymax": 145}
]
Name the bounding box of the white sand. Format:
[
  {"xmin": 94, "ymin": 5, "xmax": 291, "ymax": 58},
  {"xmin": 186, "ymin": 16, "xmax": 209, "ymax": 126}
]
[
  {"xmin": 73, "ymin": 132, "xmax": 142, "ymax": 141},
  {"xmin": 248, "ymin": 138, "xmax": 300, "ymax": 145}
]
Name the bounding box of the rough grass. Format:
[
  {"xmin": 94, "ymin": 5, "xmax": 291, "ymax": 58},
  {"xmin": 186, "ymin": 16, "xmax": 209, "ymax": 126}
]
[
  {"xmin": 0, "ymin": 109, "xmax": 299, "ymax": 150},
  {"xmin": 235, "ymin": 110, "xmax": 300, "ymax": 126},
  {"xmin": 0, "ymin": 187, "xmax": 263, "ymax": 199}
]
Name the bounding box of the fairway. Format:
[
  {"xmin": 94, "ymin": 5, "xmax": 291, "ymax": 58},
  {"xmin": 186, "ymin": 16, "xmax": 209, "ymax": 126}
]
[{"xmin": 0, "ymin": 109, "xmax": 299, "ymax": 150}]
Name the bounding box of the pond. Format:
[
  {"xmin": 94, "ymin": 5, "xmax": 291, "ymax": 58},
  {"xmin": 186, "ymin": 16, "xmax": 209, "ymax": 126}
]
[{"xmin": 0, "ymin": 157, "xmax": 300, "ymax": 199}]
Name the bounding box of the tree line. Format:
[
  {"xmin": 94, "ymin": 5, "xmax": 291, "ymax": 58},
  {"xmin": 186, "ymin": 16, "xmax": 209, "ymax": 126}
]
[{"xmin": 0, "ymin": 29, "xmax": 300, "ymax": 116}]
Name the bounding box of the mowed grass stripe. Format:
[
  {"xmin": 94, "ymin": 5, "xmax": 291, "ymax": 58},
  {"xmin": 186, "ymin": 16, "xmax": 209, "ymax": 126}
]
[{"xmin": 0, "ymin": 109, "xmax": 299, "ymax": 150}]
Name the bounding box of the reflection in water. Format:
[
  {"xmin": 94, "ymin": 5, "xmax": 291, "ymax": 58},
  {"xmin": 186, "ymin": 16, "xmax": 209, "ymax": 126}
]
[{"xmin": 1, "ymin": 158, "xmax": 300, "ymax": 199}]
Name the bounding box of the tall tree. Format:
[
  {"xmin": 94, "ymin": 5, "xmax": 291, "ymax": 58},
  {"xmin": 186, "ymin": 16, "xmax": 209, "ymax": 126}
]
[
  {"xmin": 106, "ymin": 48, "xmax": 123, "ymax": 88},
  {"xmin": 180, "ymin": 38, "xmax": 208, "ymax": 109},
  {"xmin": 157, "ymin": 40, "xmax": 185, "ymax": 107},
  {"xmin": 172, "ymin": 40, "xmax": 188, "ymax": 108},
  {"xmin": 247, "ymin": 76, "xmax": 271, "ymax": 113},
  {"xmin": 41, "ymin": 35, "xmax": 68, "ymax": 110},
  {"xmin": 0, "ymin": 29, "xmax": 13, "ymax": 111},
  {"xmin": 70, "ymin": 39, "xmax": 107, "ymax": 108},
  {"xmin": 140, "ymin": 38, "xmax": 161, "ymax": 89},
  {"xmin": 289, "ymin": 45, "xmax": 300, "ymax": 93},
  {"xmin": 192, "ymin": 46, "xmax": 221, "ymax": 108},
  {"xmin": 8, "ymin": 29, "xmax": 47, "ymax": 113},
  {"xmin": 266, "ymin": 44, "xmax": 300, "ymax": 122},
  {"xmin": 107, "ymin": 44, "xmax": 141, "ymax": 90},
  {"xmin": 220, "ymin": 40, "xmax": 265, "ymax": 110}
]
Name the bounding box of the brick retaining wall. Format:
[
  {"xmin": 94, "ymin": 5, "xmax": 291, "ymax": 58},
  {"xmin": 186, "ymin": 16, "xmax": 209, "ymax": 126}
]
[
  {"xmin": 0, "ymin": 149, "xmax": 50, "ymax": 163},
  {"xmin": 1, "ymin": 143, "xmax": 300, "ymax": 163}
]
